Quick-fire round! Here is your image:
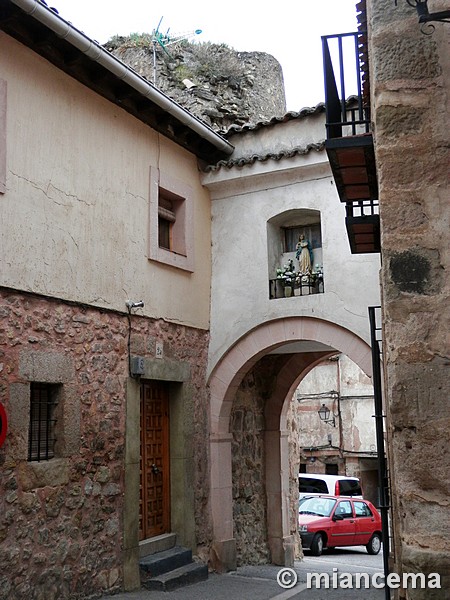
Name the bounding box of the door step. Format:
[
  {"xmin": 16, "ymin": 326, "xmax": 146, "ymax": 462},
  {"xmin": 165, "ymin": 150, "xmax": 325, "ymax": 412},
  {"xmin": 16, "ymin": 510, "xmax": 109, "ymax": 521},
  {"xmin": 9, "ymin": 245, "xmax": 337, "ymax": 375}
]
[
  {"xmin": 139, "ymin": 532, "xmax": 176, "ymax": 558},
  {"xmin": 140, "ymin": 545, "xmax": 208, "ymax": 591}
]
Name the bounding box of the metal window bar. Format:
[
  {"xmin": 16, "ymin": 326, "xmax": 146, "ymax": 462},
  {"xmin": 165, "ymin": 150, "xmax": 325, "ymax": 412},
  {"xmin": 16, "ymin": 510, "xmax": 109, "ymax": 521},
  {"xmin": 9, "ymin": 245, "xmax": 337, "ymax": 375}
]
[
  {"xmin": 269, "ymin": 276, "xmax": 325, "ymax": 299},
  {"xmin": 322, "ymin": 32, "xmax": 371, "ymax": 140},
  {"xmin": 353, "ymin": 32, "xmax": 365, "ymax": 125},
  {"xmin": 29, "ymin": 383, "xmax": 58, "ymax": 462},
  {"xmin": 368, "ymin": 306, "xmax": 391, "ymax": 600}
]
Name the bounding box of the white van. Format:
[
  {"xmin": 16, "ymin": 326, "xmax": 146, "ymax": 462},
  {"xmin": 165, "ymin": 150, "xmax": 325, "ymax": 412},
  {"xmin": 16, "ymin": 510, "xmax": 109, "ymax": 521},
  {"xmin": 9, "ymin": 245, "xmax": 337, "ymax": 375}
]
[{"xmin": 299, "ymin": 473, "xmax": 363, "ymax": 498}]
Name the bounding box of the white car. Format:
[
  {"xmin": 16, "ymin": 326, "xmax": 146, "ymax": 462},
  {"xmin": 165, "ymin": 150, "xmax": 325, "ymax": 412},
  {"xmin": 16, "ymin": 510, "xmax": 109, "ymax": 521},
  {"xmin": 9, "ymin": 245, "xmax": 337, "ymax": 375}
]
[{"xmin": 299, "ymin": 473, "xmax": 362, "ymax": 498}]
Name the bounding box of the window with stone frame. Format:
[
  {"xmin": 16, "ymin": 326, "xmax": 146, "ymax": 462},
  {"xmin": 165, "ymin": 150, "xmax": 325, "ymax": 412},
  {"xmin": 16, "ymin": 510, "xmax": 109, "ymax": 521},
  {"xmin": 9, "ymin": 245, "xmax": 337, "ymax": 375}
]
[
  {"xmin": 149, "ymin": 166, "xmax": 194, "ymax": 272},
  {"xmin": 28, "ymin": 382, "xmax": 61, "ymax": 461}
]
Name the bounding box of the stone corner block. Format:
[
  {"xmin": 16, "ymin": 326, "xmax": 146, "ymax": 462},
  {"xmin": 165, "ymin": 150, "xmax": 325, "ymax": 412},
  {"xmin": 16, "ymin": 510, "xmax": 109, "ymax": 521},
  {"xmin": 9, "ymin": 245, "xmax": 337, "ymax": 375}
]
[{"xmin": 210, "ymin": 538, "xmax": 237, "ymax": 573}]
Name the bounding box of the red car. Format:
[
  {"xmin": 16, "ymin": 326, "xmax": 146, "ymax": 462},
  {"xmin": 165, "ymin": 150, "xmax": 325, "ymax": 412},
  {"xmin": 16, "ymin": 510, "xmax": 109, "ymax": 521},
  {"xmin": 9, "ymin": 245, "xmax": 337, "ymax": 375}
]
[{"xmin": 299, "ymin": 495, "xmax": 382, "ymax": 556}]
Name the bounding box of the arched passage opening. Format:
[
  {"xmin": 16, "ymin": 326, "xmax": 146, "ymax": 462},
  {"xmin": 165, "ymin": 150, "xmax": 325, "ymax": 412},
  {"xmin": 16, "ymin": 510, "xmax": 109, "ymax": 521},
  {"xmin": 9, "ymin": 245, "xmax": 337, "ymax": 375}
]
[
  {"xmin": 293, "ymin": 354, "xmax": 379, "ymax": 506},
  {"xmin": 208, "ymin": 316, "xmax": 373, "ymax": 571}
]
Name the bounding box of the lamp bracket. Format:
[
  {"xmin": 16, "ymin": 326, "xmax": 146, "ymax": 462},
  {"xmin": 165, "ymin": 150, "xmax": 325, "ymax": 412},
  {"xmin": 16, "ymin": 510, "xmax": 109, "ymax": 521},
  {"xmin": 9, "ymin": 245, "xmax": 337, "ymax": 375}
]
[
  {"xmin": 317, "ymin": 402, "xmax": 337, "ymax": 427},
  {"xmin": 396, "ymin": 1, "xmax": 450, "ymax": 34}
]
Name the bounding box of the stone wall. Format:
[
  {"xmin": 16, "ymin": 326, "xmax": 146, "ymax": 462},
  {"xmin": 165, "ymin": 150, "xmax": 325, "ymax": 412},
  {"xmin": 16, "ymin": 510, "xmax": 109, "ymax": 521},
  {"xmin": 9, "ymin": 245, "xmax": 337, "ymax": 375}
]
[
  {"xmin": 106, "ymin": 37, "xmax": 286, "ymax": 130},
  {"xmin": 231, "ymin": 370, "xmax": 269, "ymax": 565},
  {"xmin": 368, "ymin": 1, "xmax": 450, "ymax": 597},
  {"xmin": 230, "ymin": 356, "xmax": 304, "ymax": 565},
  {"xmin": 0, "ymin": 288, "xmax": 210, "ymax": 599}
]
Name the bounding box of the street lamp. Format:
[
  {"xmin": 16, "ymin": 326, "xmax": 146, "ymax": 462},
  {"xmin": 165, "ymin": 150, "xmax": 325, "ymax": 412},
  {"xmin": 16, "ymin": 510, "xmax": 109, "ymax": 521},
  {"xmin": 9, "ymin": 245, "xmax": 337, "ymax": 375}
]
[{"xmin": 317, "ymin": 403, "xmax": 336, "ymax": 427}]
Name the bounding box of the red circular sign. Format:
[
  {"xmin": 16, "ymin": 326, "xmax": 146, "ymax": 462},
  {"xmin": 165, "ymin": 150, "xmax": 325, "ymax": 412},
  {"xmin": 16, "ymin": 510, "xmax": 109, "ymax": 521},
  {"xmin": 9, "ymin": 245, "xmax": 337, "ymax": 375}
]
[{"xmin": 0, "ymin": 403, "xmax": 7, "ymax": 448}]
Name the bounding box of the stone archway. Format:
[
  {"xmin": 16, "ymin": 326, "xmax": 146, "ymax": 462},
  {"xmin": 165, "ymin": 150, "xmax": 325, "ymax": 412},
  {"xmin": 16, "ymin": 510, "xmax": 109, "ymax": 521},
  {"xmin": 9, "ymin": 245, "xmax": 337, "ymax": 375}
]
[{"xmin": 208, "ymin": 316, "xmax": 373, "ymax": 571}]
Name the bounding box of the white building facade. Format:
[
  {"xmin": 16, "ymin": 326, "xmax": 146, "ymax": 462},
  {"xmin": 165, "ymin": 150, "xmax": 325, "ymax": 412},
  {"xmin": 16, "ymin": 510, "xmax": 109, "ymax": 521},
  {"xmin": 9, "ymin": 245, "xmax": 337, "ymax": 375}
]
[{"xmin": 202, "ymin": 108, "xmax": 381, "ymax": 568}]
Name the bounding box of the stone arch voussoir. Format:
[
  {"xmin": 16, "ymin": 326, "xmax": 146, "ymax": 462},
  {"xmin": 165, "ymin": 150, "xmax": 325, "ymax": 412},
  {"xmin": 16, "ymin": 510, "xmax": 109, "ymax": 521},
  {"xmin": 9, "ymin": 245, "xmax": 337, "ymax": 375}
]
[{"xmin": 208, "ymin": 316, "xmax": 372, "ymax": 434}]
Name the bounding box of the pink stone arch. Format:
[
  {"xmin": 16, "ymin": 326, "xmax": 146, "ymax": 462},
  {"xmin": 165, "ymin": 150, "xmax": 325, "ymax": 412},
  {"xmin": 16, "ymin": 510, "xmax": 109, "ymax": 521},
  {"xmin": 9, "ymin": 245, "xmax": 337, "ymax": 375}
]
[{"xmin": 208, "ymin": 317, "xmax": 373, "ymax": 570}]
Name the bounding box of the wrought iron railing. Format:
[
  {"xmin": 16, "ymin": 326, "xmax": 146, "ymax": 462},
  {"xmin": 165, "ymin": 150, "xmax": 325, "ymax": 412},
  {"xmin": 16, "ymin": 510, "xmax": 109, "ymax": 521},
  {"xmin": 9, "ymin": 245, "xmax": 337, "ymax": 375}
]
[
  {"xmin": 269, "ymin": 276, "xmax": 324, "ymax": 299},
  {"xmin": 322, "ymin": 31, "xmax": 371, "ymax": 140},
  {"xmin": 369, "ymin": 306, "xmax": 392, "ymax": 600},
  {"xmin": 345, "ymin": 197, "xmax": 380, "ymax": 253},
  {"xmin": 28, "ymin": 383, "xmax": 58, "ymax": 462},
  {"xmin": 345, "ymin": 198, "xmax": 379, "ymax": 219}
]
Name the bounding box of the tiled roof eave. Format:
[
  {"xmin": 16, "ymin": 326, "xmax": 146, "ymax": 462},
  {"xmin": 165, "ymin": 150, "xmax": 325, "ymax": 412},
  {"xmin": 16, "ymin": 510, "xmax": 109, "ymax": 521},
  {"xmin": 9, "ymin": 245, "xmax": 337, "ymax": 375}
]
[
  {"xmin": 3, "ymin": 0, "xmax": 233, "ymax": 162},
  {"xmin": 204, "ymin": 141, "xmax": 326, "ymax": 173},
  {"xmin": 218, "ymin": 104, "xmax": 326, "ymax": 137},
  {"xmin": 215, "ymin": 96, "xmax": 360, "ymax": 141}
]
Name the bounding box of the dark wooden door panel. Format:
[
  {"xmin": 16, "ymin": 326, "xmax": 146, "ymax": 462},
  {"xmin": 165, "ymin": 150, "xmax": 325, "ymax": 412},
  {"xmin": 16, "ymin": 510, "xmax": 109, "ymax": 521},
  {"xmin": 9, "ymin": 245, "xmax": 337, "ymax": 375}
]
[{"xmin": 139, "ymin": 382, "xmax": 170, "ymax": 540}]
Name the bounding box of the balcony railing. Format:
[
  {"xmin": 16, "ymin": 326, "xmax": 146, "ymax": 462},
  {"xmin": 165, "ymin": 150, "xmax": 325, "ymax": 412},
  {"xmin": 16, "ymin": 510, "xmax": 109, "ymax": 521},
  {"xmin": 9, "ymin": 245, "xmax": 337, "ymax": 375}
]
[
  {"xmin": 345, "ymin": 199, "xmax": 380, "ymax": 254},
  {"xmin": 321, "ymin": 20, "xmax": 380, "ymax": 255},
  {"xmin": 269, "ymin": 275, "xmax": 324, "ymax": 299},
  {"xmin": 322, "ymin": 31, "xmax": 377, "ymax": 205},
  {"xmin": 322, "ymin": 31, "xmax": 371, "ymax": 140}
]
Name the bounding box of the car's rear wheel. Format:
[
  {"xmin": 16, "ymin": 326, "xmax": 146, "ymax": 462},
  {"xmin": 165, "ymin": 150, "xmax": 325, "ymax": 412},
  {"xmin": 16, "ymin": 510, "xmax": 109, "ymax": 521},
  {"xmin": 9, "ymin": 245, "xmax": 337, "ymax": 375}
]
[
  {"xmin": 310, "ymin": 533, "xmax": 324, "ymax": 556},
  {"xmin": 366, "ymin": 533, "xmax": 381, "ymax": 555}
]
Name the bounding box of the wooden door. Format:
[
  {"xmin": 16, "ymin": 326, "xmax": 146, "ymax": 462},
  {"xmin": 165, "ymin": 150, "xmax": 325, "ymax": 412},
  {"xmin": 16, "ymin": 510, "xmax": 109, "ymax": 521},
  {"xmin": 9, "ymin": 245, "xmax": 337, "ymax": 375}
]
[{"xmin": 139, "ymin": 382, "xmax": 170, "ymax": 540}]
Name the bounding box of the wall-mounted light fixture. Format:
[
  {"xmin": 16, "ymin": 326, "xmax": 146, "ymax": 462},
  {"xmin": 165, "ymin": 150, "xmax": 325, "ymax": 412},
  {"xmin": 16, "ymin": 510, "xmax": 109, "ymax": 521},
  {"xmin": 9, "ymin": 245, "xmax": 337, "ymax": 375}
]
[
  {"xmin": 126, "ymin": 300, "xmax": 145, "ymax": 310},
  {"xmin": 318, "ymin": 403, "xmax": 337, "ymax": 427},
  {"xmin": 396, "ymin": 1, "xmax": 450, "ymax": 34}
]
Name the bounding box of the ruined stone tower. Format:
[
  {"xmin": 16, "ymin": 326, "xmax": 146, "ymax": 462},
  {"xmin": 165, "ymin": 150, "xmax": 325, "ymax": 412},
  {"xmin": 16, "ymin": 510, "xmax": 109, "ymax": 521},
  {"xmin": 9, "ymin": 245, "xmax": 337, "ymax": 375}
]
[{"xmin": 106, "ymin": 36, "xmax": 287, "ymax": 130}]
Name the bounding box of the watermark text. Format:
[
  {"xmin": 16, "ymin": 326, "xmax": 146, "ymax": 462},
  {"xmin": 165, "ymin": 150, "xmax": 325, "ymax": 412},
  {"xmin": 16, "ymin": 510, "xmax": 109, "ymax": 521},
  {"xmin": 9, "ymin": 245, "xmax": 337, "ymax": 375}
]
[{"xmin": 277, "ymin": 567, "xmax": 441, "ymax": 590}]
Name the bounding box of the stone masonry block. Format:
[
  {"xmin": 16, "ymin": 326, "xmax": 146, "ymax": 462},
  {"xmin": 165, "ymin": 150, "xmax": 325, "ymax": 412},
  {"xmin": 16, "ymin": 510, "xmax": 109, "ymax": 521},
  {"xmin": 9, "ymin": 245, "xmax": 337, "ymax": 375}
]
[
  {"xmin": 376, "ymin": 104, "xmax": 424, "ymax": 137},
  {"xmin": 371, "ymin": 0, "xmax": 411, "ymax": 26},
  {"xmin": 61, "ymin": 384, "xmax": 80, "ymax": 456},
  {"xmin": 401, "ymin": 544, "xmax": 449, "ymax": 600},
  {"xmin": 7, "ymin": 382, "xmax": 30, "ymax": 460},
  {"xmin": 374, "ymin": 35, "xmax": 441, "ymax": 82},
  {"xmin": 380, "ymin": 192, "xmax": 429, "ymax": 233},
  {"xmin": 387, "ymin": 359, "xmax": 449, "ymax": 424},
  {"xmin": 377, "ymin": 142, "xmax": 448, "ymax": 189},
  {"xmin": 19, "ymin": 350, "xmax": 74, "ymax": 383},
  {"xmin": 141, "ymin": 357, "xmax": 190, "ymax": 382}
]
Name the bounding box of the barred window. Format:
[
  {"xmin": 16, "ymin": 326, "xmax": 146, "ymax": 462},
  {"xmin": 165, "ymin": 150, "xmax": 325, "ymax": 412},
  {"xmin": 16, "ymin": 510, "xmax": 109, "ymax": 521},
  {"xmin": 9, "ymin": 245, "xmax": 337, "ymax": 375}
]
[{"xmin": 28, "ymin": 383, "xmax": 59, "ymax": 461}]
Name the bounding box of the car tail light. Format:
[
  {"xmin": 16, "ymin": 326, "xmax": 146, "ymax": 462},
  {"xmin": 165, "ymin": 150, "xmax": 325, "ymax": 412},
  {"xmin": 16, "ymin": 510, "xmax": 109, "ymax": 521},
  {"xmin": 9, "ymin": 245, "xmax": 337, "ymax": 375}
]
[{"xmin": 335, "ymin": 481, "xmax": 340, "ymax": 495}]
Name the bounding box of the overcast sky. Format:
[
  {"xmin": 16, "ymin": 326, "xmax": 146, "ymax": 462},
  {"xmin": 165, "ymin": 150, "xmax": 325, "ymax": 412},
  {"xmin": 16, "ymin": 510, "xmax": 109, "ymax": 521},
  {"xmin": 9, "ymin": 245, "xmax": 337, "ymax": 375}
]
[{"xmin": 50, "ymin": 0, "xmax": 358, "ymax": 111}]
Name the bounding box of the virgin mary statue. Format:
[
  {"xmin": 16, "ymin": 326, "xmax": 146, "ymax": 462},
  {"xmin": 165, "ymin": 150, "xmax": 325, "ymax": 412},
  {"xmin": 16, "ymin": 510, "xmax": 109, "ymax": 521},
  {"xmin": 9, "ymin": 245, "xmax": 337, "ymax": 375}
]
[{"xmin": 295, "ymin": 234, "xmax": 313, "ymax": 274}]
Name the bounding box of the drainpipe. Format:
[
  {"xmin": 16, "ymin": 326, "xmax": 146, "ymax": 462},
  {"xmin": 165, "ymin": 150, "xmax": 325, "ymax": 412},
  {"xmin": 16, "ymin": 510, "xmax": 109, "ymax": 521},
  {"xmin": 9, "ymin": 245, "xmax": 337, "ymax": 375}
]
[
  {"xmin": 335, "ymin": 356, "xmax": 344, "ymax": 460},
  {"xmin": 11, "ymin": 0, "xmax": 234, "ymax": 157}
]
